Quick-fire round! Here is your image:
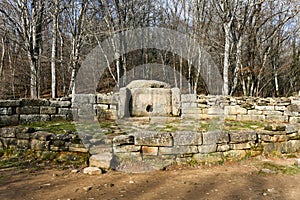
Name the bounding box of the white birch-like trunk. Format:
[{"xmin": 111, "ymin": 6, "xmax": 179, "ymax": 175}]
[
  {"xmin": 51, "ymin": 0, "xmax": 58, "ymax": 98},
  {"xmin": 223, "ymin": 22, "xmax": 231, "ymax": 96}
]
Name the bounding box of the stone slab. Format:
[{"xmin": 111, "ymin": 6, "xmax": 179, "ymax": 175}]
[
  {"xmin": 0, "ymin": 100, "xmax": 21, "ymax": 107},
  {"xmin": 172, "ymin": 131, "xmax": 202, "ymax": 146},
  {"xmin": 20, "ymin": 115, "xmax": 50, "ymax": 124},
  {"xmin": 40, "ymin": 106, "xmax": 57, "ymax": 114},
  {"xmin": 142, "ymin": 146, "xmax": 158, "ymax": 156},
  {"xmin": 0, "ymin": 115, "xmax": 19, "ymax": 127},
  {"xmin": 159, "ymin": 146, "xmax": 198, "ymax": 155},
  {"xmin": 198, "ymin": 144, "xmax": 217, "ymax": 154},
  {"xmin": 202, "ymin": 131, "xmax": 229, "ymax": 144},
  {"xmin": 229, "ymin": 130, "xmax": 257, "ymax": 143},
  {"xmin": 134, "ymin": 131, "xmax": 173, "ymax": 147}
]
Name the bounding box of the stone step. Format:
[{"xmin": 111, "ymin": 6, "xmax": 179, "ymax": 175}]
[{"xmin": 181, "ymin": 108, "xmax": 203, "ymax": 114}]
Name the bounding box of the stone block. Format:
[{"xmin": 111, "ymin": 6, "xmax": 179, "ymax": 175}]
[
  {"xmin": 287, "ymin": 132, "xmax": 300, "ymax": 140},
  {"xmin": 198, "ymin": 144, "xmax": 217, "ymax": 154},
  {"xmin": 0, "ymin": 100, "xmax": 20, "ymax": 107},
  {"xmin": 15, "ymin": 131, "xmax": 30, "ymax": 139},
  {"xmin": 265, "ymin": 115, "xmax": 288, "ymax": 123},
  {"xmin": 260, "ymin": 135, "xmax": 287, "ymax": 142},
  {"xmin": 20, "ymin": 115, "xmax": 50, "ymax": 124},
  {"xmin": 17, "ymin": 139, "xmax": 30, "ymax": 149},
  {"xmin": 193, "ymin": 152, "xmax": 223, "ymax": 163},
  {"xmin": 77, "ymin": 105, "xmax": 94, "ymax": 116},
  {"xmin": 291, "ymin": 99, "xmax": 300, "ymax": 105},
  {"xmin": 31, "ymin": 131, "xmax": 54, "ymax": 141},
  {"xmin": 159, "ymin": 146, "xmax": 198, "ymax": 155},
  {"xmin": 94, "ymin": 104, "xmax": 109, "ymax": 110},
  {"xmin": 1, "ymin": 138, "xmax": 17, "ymax": 148},
  {"xmin": 276, "ymin": 99, "xmax": 291, "ymax": 106},
  {"xmin": 50, "ymin": 145, "xmax": 68, "ymax": 151},
  {"xmin": 0, "ymin": 127, "xmax": 16, "ymax": 138},
  {"xmin": 52, "ymin": 140, "xmax": 65, "ymax": 147},
  {"xmin": 284, "ymin": 110, "xmax": 299, "ymax": 117},
  {"xmin": 15, "ymin": 126, "xmax": 35, "ymax": 134},
  {"xmin": 258, "ymin": 130, "xmax": 286, "ymax": 136},
  {"xmin": 247, "ymin": 110, "xmax": 263, "ymax": 115},
  {"xmin": 275, "ymin": 106, "xmax": 286, "ymax": 111},
  {"xmin": 290, "ymin": 117, "xmax": 300, "ymax": 124},
  {"xmin": 142, "ymin": 146, "xmax": 158, "ymax": 156},
  {"xmin": 207, "ymin": 107, "xmax": 224, "ymax": 115},
  {"xmin": 230, "ymin": 142, "xmax": 253, "ymax": 150},
  {"xmin": 89, "ymin": 145, "xmax": 113, "ymax": 154},
  {"xmin": 58, "ymin": 108, "xmax": 72, "ymax": 115},
  {"xmin": 224, "ymin": 106, "xmax": 247, "ymax": 115},
  {"xmin": 223, "ymin": 150, "xmax": 247, "ymax": 161},
  {"xmin": 255, "ymin": 106, "xmax": 275, "ymax": 111},
  {"xmin": 40, "ymin": 106, "xmax": 57, "ymax": 114},
  {"xmin": 285, "ymin": 125, "xmax": 298, "ymax": 134},
  {"xmin": 181, "ymin": 114, "xmax": 201, "ymax": 119},
  {"xmin": 287, "ymin": 104, "xmax": 300, "ymax": 112},
  {"xmin": 217, "ymin": 144, "xmax": 230, "ymax": 152},
  {"xmin": 134, "ymin": 131, "xmax": 173, "ymax": 147},
  {"xmin": 114, "ymin": 145, "xmax": 141, "ymax": 153},
  {"xmin": 113, "ymin": 135, "xmax": 134, "ymax": 146},
  {"xmin": 181, "ymin": 102, "xmax": 197, "ymax": 108},
  {"xmin": 281, "ymin": 140, "xmax": 300, "ymax": 153},
  {"xmin": 51, "ymin": 115, "xmax": 66, "ymax": 121},
  {"xmin": 0, "ymin": 107, "xmax": 13, "ymax": 115},
  {"xmin": 73, "ymin": 94, "xmax": 96, "ymax": 104},
  {"xmin": 130, "ymin": 87, "xmax": 173, "ymax": 117},
  {"xmin": 181, "ymin": 94, "xmax": 197, "ymax": 102},
  {"xmin": 21, "ymin": 99, "xmax": 49, "ymax": 106},
  {"xmin": 30, "ymin": 139, "xmax": 49, "ymax": 150},
  {"xmin": 68, "ymin": 147, "xmax": 88, "ymax": 153},
  {"xmin": 0, "ymin": 115, "xmax": 19, "ymax": 127},
  {"xmin": 17, "ymin": 106, "xmax": 40, "ymax": 114},
  {"xmin": 263, "ymin": 110, "xmax": 283, "ymax": 115},
  {"xmin": 83, "ymin": 167, "xmax": 102, "ymax": 175},
  {"xmin": 229, "ymin": 130, "xmax": 257, "ymax": 143},
  {"xmin": 172, "ymin": 131, "xmax": 202, "ymax": 146},
  {"xmin": 49, "ymin": 100, "xmax": 71, "ymax": 108},
  {"xmin": 118, "ymin": 87, "xmax": 131, "ymax": 118},
  {"xmin": 171, "ymin": 88, "xmax": 181, "ymax": 116},
  {"xmin": 181, "ymin": 108, "xmax": 203, "ymax": 115},
  {"xmin": 198, "ymin": 104, "xmax": 209, "ymax": 108},
  {"xmin": 202, "ymin": 131, "xmax": 228, "ymax": 144},
  {"xmin": 237, "ymin": 114, "xmax": 265, "ymax": 121}
]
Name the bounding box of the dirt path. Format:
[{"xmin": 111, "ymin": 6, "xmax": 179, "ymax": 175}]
[{"xmin": 0, "ymin": 158, "xmax": 300, "ymax": 200}]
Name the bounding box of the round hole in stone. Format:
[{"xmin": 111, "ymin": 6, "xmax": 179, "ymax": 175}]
[{"xmin": 146, "ymin": 104, "xmax": 153, "ymax": 113}]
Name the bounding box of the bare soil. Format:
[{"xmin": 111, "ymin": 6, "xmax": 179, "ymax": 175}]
[{"xmin": 0, "ymin": 157, "xmax": 300, "ymax": 200}]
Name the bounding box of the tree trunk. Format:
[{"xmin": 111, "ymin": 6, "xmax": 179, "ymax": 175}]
[
  {"xmin": 0, "ymin": 37, "xmax": 4, "ymax": 78},
  {"xmin": 51, "ymin": 0, "xmax": 59, "ymax": 98},
  {"xmin": 223, "ymin": 21, "xmax": 232, "ymax": 96}
]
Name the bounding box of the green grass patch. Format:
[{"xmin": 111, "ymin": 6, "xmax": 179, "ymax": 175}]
[
  {"xmin": 224, "ymin": 120, "xmax": 266, "ymax": 130},
  {"xmin": 21, "ymin": 120, "xmax": 76, "ymax": 134},
  {"xmin": 259, "ymin": 162, "xmax": 300, "ymax": 175}
]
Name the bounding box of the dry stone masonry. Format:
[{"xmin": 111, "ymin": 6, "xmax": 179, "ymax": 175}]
[
  {"xmin": 0, "ymin": 98, "xmax": 73, "ymax": 127},
  {"xmin": 0, "ymin": 90, "xmax": 300, "ymax": 170},
  {"xmin": 88, "ymin": 125, "xmax": 300, "ymax": 170}
]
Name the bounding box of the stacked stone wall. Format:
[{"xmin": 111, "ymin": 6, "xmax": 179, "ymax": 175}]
[
  {"xmin": 89, "ymin": 124, "xmax": 300, "ymax": 169},
  {"xmin": 0, "ymin": 98, "xmax": 73, "ymax": 127},
  {"xmin": 181, "ymin": 95, "xmax": 300, "ymax": 123}
]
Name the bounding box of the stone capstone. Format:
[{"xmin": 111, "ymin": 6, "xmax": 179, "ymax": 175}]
[{"xmin": 126, "ymin": 80, "xmax": 171, "ymax": 89}]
